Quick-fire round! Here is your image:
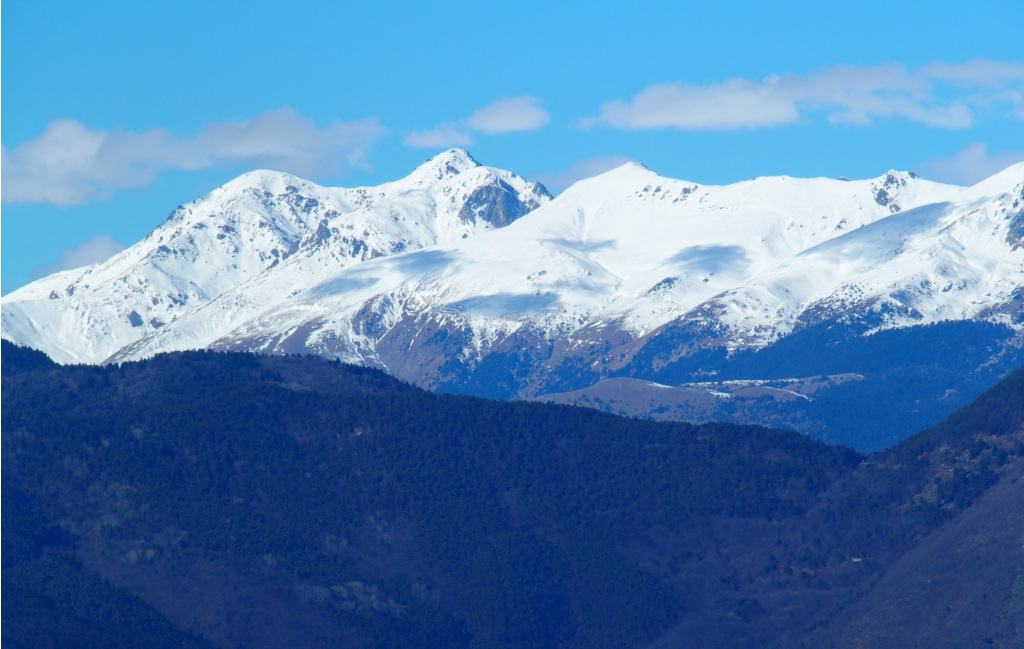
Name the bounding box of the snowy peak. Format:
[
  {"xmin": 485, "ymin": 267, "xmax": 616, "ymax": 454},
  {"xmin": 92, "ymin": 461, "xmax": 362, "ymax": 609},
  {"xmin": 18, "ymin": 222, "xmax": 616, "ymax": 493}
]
[
  {"xmin": 563, "ymin": 161, "xmax": 666, "ymax": 196},
  {"xmin": 599, "ymin": 161, "xmax": 656, "ymax": 178},
  {"xmin": 214, "ymin": 168, "xmax": 314, "ymax": 195},
  {"xmin": 3, "ymin": 156, "xmax": 1021, "ymax": 377},
  {"xmin": 869, "ymin": 170, "xmax": 922, "ymax": 213},
  {"xmin": 153, "ymin": 169, "xmax": 334, "ymax": 253},
  {"xmin": 383, "ymin": 149, "xmax": 552, "ymax": 230},
  {"xmin": 0, "ymin": 152, "xmax": 552, "ymax": 364},
  {"xmin": 405, "ymin": 148, "xmax": 483, "ymax": 186}
]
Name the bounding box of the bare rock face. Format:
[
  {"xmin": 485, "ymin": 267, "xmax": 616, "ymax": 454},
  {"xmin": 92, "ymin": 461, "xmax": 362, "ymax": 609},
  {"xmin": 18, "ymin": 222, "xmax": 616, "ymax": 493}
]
[{"xmin": 458, "ymin": 179, "xmax": 553, "ymax": 227}]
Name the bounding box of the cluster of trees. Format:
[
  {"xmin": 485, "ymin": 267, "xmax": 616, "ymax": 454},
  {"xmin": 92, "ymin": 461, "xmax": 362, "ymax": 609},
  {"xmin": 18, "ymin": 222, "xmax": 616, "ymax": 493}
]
[{"xmin": 3, "ymin": 340, "xmax": 1023, "ymax": 648}]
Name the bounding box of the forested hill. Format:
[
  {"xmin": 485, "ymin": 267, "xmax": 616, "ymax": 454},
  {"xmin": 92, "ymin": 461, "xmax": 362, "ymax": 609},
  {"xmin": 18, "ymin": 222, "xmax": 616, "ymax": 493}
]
[{"xmin": 3, "ymin": 340, "xmax": 1023, "ymax": 648}]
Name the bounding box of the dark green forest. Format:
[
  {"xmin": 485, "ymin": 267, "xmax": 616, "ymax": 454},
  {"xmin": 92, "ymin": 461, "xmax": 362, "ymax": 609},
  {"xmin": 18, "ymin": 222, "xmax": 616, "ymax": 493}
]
[{"xmin": 3, "ymin": 340, "xmax": 1024, "ymax": 648}]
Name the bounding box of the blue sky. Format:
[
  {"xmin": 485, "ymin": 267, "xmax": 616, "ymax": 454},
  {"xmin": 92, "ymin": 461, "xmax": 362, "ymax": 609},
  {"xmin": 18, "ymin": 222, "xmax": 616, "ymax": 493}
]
[{"xmin": 3, "ymin": 0, "xmax": 1023, "ymax": 293}]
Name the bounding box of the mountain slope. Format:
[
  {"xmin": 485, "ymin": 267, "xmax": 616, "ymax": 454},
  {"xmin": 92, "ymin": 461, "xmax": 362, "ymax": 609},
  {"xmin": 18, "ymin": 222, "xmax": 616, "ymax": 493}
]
[
  {"xmin": 539, "ymin": 319, "xmax": 1023, "ymax": 450},
  {"xmin": 108, "ymin": 162, "xmax": 1022, "ymax": 385},
  {"xmin": 801, "ymin": 364, "xmax": 1024, "ymax": 648},
  {"xmin": 171, "ymin": 165, "xmax": 972, "ymax": 364},
  {"xmin": 4, "ymin": 342, "xmax": 1023, "ymax": 648},
  {"xmin": 1, "ymin": 149, "xmax": 550, "ymax": 364}
]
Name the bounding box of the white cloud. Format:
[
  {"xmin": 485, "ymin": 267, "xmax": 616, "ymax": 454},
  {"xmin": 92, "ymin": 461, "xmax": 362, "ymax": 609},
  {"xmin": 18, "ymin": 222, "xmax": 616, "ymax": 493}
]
[
  {"xmin": 590, "ymin": 60, "xmax": 1024, "ymax": 131},
  {"xmin": 403, "ymin": 123, "xmax": 474, "ymax": 148},
  {"xmin": 922, "ymin": 59, "xmax": 1024, "ymax": 85},
  {"xmin": 31, "ymin": 234, "xmax": 127, "ymax": 278},
  {"xmin": 533, "ymin": 155, "xmax": 634, "ymax": 193},
  {"xmin": 404, "ymin": 95, "xmax": 550, "ymax": 149},
  {"xmin": 465, "ymin": 96, "xmax": 550, "ymax": 134},
  {"xmin": 915, "ymin": 142, "xmax": 1024, "ymax": 186},
  {"xmin": 596, "ymin": 79, "xmax": 800, "ymax": 130},
  {"xmin": 1, "ymin": 107, "xmax": 386, "ymax": 205}
]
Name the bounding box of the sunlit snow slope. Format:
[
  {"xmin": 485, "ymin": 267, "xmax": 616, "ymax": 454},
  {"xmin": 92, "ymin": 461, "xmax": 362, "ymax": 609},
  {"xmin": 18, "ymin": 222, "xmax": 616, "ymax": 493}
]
[
  {"xmin": 2, "ymin": 150, "xmax": 551, "ymax": 364},
  {"xmin": 3, "ymin": 153, "xmax": 1022, "ymax": 413}
]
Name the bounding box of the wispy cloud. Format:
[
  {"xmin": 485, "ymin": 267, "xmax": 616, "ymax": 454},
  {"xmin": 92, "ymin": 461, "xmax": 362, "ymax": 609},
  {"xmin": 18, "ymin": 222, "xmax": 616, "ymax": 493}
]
[
  {"xmin": 533, "ymin": 155, "xmax": 634, "ymax": 193},
  {"xmin": 915, "ymin": 142, "xmax": 1024, "ymax": 186},
  {"xmin": 922, "ymin": 60, "xmax": 1024, "ymax": 85},
  {"xmin": 404, "ymin": 95, "xmax": 550, "ymax": 148},
  {"xmin": 588, "ymin": 60, "xmax": 1024, "ymax": 131},
  {"xmin": 404, "ymin": 122, "xmax": 475, "ymax": 149},
  {"xmin": 31, "ymin": 234, "xmax": 127, "ymax": 278},
  {"xmin": 1, "ymin": 107, "xmax": 387, "ymax": 205},
  {"xmin": 465, "ymin": 96, "xmax": 550, "ymax": 134}
]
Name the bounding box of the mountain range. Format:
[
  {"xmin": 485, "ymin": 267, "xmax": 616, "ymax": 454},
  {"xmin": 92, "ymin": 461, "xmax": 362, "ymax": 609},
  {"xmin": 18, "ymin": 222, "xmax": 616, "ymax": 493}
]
[{"xmin": 4, "ymin": 150, "xmax": 1023, "ymax": 448}]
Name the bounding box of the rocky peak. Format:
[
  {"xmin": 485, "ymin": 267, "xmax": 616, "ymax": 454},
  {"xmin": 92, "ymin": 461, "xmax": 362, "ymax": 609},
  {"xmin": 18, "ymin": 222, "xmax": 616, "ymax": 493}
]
[
  {"xmin": 872, "ymin": 170, "xmax": 917, "ymax": 214},
  {"xmin": 406, "ymin": 149, "xmax": 482, "ymax": 186}
]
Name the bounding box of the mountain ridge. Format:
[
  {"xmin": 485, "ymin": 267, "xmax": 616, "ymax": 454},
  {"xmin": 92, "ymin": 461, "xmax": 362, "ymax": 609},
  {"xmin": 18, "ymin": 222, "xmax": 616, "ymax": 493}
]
[
  {"xmin": 4, "ymin": 153, "xmax": 1022, "ymax": 447},
  {"xmin": 2, "ymin": 149, "xmax": 551, "ymax": 365}
]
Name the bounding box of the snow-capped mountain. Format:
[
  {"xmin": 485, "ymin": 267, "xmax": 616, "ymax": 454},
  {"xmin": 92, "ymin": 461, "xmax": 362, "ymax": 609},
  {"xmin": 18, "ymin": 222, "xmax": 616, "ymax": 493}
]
[
  {"xmin": 611, "ymin": 163, "xmax": 1024, "ymax": 377},
  {"xmin": 2, "ymin": 149, "xmax": 551, "ymax": 364},
  {"xmin": 3, "ymin": 151, "xmax": 1022, "ymax": 446}
]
